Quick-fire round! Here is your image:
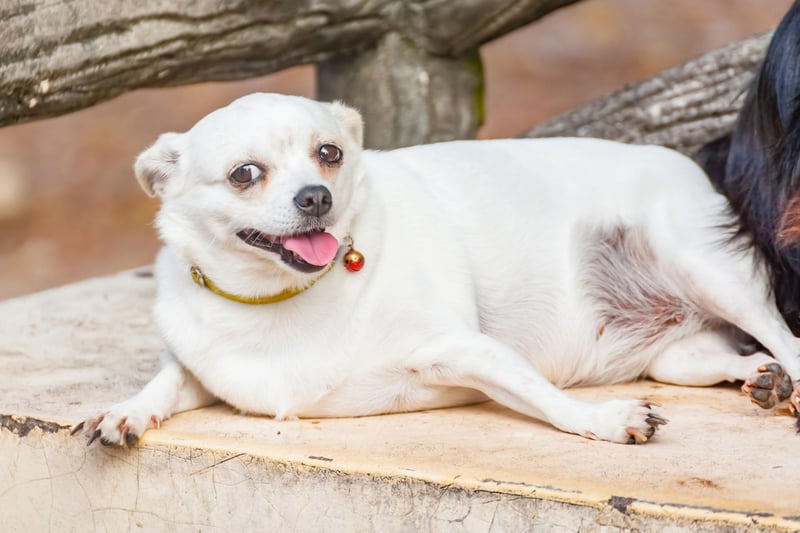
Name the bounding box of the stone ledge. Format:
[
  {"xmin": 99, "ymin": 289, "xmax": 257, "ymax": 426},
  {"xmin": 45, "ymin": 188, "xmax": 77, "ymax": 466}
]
[{"xmin": 2, "ymin": 270, "xmax": 799, "ymax": 531}]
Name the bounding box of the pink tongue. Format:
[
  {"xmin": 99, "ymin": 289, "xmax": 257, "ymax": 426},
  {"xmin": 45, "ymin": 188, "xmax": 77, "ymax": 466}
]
[{"xmin": 283, "ymin": 232, "xmax": 339, "ymax": 266}]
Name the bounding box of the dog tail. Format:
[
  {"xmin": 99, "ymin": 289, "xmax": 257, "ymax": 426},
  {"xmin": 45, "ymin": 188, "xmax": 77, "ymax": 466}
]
[{"xmin": 697, "ymin": 0, "xmax": 800, "ymax": 334}]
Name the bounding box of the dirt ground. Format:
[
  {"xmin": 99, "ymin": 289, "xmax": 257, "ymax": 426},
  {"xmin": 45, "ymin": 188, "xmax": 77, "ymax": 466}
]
[{"xmin": 0, "ymin": 0, "xmax": 792, "ymax": 300}]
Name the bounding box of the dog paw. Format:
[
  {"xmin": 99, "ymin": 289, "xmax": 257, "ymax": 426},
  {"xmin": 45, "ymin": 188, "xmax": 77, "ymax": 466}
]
[
  {"xmin": 790, "ymin": 384, "xmax": 800, "ymax": 418},
  {"xmin": 71, "ymin": 405, "xmax": 161, "ymax": 447},
  {"xmin": 741, "ymin": 362, "xmax": 793, "ymax": 409},
  {"xmin": 584, "ymin": 400, "xmax": 668, "ymax": 444}
]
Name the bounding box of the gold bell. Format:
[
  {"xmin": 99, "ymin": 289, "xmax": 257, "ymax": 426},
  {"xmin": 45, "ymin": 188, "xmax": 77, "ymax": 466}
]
[{"xmin": 343, "ymin": 239, "xmax": 365, "ymax": 272}]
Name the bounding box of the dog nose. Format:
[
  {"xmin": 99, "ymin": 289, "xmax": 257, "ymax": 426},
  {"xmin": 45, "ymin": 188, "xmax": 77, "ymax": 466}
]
[{"xmin": 293, "ymin": 185, "xmax": 333, "ymax": 217}]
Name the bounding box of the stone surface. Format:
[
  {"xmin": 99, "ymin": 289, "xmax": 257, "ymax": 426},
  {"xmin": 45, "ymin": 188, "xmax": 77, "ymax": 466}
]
[{"xmin": 2, "ymin": 270, "xmax": 800, "ymax": 531}]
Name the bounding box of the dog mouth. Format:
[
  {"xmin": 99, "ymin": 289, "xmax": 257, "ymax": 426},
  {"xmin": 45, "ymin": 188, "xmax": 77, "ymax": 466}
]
[{"xmin": 237, "ymin": 228, "xmax": 340, "ymax": 273}]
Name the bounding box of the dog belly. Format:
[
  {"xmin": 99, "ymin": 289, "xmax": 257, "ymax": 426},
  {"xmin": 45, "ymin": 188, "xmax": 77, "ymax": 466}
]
[
  {"xmin": 181, "ymin": 345, "xmax": 487, "ymax": 418},
  {"xmin": 301, "ymin": 380, "xmax": 488, "ymax": 418},
  {"xmin": 474, "ymin": 223, "xmax": 712, "ymax": 389}
]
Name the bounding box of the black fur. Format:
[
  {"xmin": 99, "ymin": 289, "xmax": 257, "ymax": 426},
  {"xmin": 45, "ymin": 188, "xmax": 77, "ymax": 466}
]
[{"xmin": 697, "ymin": 0, "xmax": 800, "ymax": 336}]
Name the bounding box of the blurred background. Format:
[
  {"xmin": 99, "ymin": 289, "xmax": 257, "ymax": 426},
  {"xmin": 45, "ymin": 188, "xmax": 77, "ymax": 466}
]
[{"xmin": 0, "ymin": 0, "xmax": 793, "ymax": 300}]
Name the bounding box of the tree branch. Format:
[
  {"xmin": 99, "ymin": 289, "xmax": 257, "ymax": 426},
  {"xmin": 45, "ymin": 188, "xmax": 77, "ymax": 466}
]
[
  {"xmin": 523, "ymin": 32, "xmax": 770, "ymax": 156},
  {"xmin": 0, "ymin": 0, "xmax": 579, "ymax": 128}
]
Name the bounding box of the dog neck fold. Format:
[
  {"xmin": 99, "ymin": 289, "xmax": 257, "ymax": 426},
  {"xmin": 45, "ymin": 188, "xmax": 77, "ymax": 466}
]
[{"xmin": 189, "ymin": 264, "xmax": 334, "ymax": 305}]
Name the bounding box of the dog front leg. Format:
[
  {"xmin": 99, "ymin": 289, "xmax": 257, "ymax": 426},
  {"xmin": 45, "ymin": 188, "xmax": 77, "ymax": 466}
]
[
  {"xmin": 407, "ymin": 332, "xmax": 666, "ymax": 444},
  {"xmin": 72, "ymin": 352, "xmax": 217, "ymax": 447}
]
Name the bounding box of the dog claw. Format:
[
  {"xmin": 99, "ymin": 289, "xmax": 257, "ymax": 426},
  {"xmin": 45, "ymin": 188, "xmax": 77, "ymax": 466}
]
[
  {"xmin": 790, "ymin": 390, "xmax": 800, "ymax": 415},
  {"xmin": 87, "ymin": 429, "xmax": 102, "ymax": 447},
  {"xmin": 621, "ymin": 402, "xmax": 667, "ymax": 444},
  {"xmin": 70, "ymin": 421, "xmax": 85, "ymax": 436},
  {"xmin": 645, "ymin": 413, "xmax": 669, "ymax": 426},
  {"xmin": 125, "ymin": 432, "xmax": 139, "ymax": 447},
  {"xmin": 626, "ymin": 427, "xmax": 649, "ymax": 444},
  {"xmin": 72, "ymin": 411, "xmax": 154, "ymax": 448}
]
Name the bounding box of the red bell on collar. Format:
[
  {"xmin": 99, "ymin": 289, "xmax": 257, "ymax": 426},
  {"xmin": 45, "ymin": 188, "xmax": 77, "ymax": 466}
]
[{"xmin": 343, "ymin": 244, "xmax": 365, "ymax": 272}]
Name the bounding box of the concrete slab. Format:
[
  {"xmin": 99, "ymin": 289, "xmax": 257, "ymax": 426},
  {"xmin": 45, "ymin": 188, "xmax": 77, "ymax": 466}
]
[{"xmin": 2, "ymin": 270, "xmax": 799, "ymax": 532}]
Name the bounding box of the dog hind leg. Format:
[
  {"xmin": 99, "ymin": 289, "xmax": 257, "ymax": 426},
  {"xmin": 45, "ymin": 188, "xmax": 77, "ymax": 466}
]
[
  {"xmin": 408, "ymin": 331, "xmax": 667, "ymax": 444},
  {"xmin": 659, "ymin": 230, "xmax": 800, "ymax": 416},
  {"xmin": 647, "ymin": 331, "xmax": 793, "ymax": 409}
]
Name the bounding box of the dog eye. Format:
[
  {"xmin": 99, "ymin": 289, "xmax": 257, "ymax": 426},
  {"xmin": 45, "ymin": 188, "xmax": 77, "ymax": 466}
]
[
  {"xmin": 318, "ymin": 144, "xmax": 343, "ymax": 165},
  {"xmin": 229, "ymin": 164, "xmax": 264, "ymax": 187}
]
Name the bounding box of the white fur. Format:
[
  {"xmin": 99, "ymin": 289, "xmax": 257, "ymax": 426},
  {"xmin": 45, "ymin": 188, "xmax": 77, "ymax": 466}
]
[{"xmin": 76, "ymin": 93, "xmax": 800, "ymax": 446}]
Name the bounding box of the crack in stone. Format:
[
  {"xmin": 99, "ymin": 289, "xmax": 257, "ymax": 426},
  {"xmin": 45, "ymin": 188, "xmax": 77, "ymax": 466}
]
[{"xmin": 0, "ymin": 414, "xmax": 71, "ymax": 437}]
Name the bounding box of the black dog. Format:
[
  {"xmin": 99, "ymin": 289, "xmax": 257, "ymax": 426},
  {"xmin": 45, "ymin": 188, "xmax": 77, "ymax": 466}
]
[
  {"xmin": 698, "ymin": 1, "xmax": 800, "ymax": 427},
  {"xmin": 699, "ymin": 0, "xmax": 800, "ymax": 338}
]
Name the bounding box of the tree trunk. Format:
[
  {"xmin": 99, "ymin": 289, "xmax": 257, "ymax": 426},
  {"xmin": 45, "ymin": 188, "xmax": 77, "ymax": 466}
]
[
  {"xmin": 0, "ymin": 0, "xmax": 579, "ymax": 130},
  {"xmin": 524, "ymin": 33, "xmax": 771, "ymax": 157},
  {"xmin": 318, "ymin": 34, "xmax": 483, "ymax": 149}
]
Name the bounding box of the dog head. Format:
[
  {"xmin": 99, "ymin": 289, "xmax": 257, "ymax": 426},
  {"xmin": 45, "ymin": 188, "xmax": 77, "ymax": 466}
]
[{"xmin": 135, "ymin": 93, "xmax": 365, "ymax": 292}]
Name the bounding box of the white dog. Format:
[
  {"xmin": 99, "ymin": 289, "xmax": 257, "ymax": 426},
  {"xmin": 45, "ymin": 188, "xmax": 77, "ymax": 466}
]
[{"xmin": 75, "ymin": 93, "xmax": 800, "ymax": 446}]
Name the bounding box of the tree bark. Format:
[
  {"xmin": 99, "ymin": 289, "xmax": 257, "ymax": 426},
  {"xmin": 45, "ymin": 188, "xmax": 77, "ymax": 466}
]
[
  {"xmin": 0, "ymin": 0, "xmax": 579, "ymax": 128},
  {"xmin": 524, "ymin": 33, "xmax": 771, "ymax": 156},
  {"xmin": 318, "ymin": 34, "xmax": 483, "ymax": 149}
]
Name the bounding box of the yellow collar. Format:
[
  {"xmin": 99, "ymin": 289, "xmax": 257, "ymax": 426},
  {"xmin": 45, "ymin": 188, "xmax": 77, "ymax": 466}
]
[{"xmin": 189, "ymin": 263, "xmax": 334, "ymax": 305}]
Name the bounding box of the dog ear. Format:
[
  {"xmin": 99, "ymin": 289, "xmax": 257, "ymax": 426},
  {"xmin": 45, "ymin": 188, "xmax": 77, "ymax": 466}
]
[
  {"xmin": 326, "ymin": 101, "xmax": 364, "ymax": 147},
  {"xmin": 134, "ymin": 132, "xmax": 184, "ymax": 198}
]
